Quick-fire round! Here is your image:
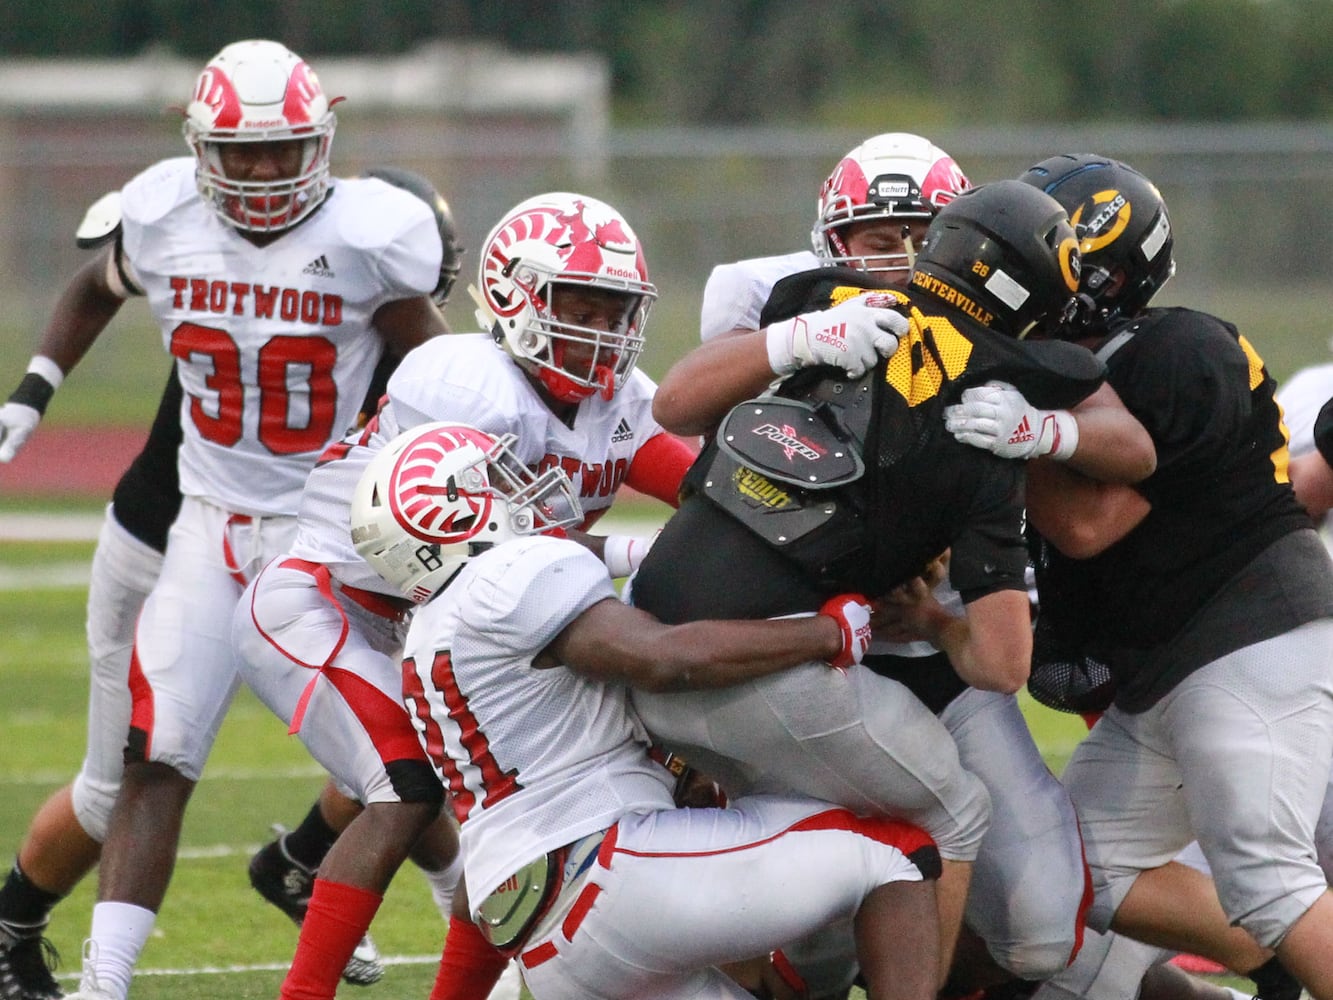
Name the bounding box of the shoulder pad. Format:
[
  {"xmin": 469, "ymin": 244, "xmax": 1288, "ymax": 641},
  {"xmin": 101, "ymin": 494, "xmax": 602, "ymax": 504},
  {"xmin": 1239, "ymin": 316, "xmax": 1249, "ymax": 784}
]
[{"xmin": 76, "ymin": 191, "xmax": 122, "ymax": 249}]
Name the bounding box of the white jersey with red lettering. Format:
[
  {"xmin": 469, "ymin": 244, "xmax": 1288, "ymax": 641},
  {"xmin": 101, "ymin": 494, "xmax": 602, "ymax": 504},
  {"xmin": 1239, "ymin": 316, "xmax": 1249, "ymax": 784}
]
[
  {"xmin": 403, "ymin": 534, "xmax": 940, "ymax": 1000},
  {"xmin": 288, "ymin": 333, "xmax": 665, "ymax": 593},
  {"xmin": 236, "ymin": 333, "xmax": 669, "ymax": 810},
  {"xmin": 699, "ymin": 250, "xmax": 818, "ymax": 341},
  {"xmin": 403, "ymin": 535, "xmax": 675, "ymax": 905},
  {"xmin": 119, "ymin": 156, "xmax": 441, "ymax": 516},
  {"xmin": 122, "ymin": 158, "xmax": 438, "ymax": 781}
]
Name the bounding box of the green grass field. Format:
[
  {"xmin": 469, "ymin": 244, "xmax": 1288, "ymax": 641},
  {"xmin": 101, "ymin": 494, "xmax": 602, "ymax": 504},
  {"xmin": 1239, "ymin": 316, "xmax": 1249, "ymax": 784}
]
[
  {"xmin": 0, "ymin": 529, "xmax": 455, "ymax": 999},
  {"xmin": 0, "ymin": 510, "xmax": 1188, "ymax": 1000}
]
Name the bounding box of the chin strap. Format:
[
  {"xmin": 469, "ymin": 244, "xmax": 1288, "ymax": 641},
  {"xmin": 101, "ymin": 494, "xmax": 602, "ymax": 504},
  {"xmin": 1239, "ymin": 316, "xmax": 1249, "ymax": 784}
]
[{"xmin": 595, "ymin": 365, "xmax": 616, "ymax": 401}]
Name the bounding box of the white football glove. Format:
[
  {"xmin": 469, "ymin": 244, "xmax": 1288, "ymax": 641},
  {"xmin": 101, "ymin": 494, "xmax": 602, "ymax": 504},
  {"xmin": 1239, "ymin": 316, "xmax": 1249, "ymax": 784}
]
[
  {"xmin": 0, "ymin": 402, "xmax": 40, "ymax": 463},
  {"xmin": 944, "ymin": 381, "xmax": 1079, "ymax": 461},
  {"xmin": 766, "ymin": 293, "xmax": 909, "ymax": 378},
  {"xmin": 603, "ymin": 532, "xmax": 659, "ymax": 579},
  {"xmin": 818, "ymin": 593, "xmax": 875, "ymax": 671}
]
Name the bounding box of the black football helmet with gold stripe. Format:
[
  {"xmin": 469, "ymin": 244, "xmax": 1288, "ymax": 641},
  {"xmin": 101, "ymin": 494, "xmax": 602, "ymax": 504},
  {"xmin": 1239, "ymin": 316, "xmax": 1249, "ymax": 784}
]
[{"xmin": 1020, "ymin": 154, "xmax": 1176, "ymax": 335}]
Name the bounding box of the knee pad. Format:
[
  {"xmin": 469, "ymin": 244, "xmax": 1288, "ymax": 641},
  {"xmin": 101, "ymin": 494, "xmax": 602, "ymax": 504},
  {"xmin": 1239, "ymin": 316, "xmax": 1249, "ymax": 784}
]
[
  {"xmin": 987, "ymin": 932, "xmax": 1082, "ymax": 982},
  {"xmin": 69, "ymin": 771, "xmax": 118, "ymax": 843}
]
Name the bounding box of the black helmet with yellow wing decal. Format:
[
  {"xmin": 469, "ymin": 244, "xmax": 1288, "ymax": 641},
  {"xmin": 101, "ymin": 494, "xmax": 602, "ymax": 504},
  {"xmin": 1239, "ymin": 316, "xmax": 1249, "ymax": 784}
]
[{"xmin": 1020, "ymin": 153, "xmax": 1175, "ymax": 334}]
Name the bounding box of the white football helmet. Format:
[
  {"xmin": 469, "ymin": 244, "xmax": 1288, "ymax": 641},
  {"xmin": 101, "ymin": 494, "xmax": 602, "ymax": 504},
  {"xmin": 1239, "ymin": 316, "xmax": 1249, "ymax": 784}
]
[
  {"xmin": 350, "ymin": 422, "xmax": 583, "ymax": 604},
  {"xmin": 473, "ymin": 192, "xmax": 656, "ymax": 403},
  {"xmin": 811, "ymin": 132, "xmax": 971, "ymax": 276},
  {"xmin": 183, "ymin": 39, "xmax": 337, "ymax": 233}
]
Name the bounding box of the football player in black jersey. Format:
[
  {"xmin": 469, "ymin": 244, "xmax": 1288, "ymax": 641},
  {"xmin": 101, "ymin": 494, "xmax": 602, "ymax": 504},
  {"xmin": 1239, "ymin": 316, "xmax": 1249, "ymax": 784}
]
[
  {"xmin": 628, "ymin": 180, "xmax": 1131, "ymax": 996},
  {"xmin": 950, "ymin": 154, "xmax": 1333, "ymax": 1000}
]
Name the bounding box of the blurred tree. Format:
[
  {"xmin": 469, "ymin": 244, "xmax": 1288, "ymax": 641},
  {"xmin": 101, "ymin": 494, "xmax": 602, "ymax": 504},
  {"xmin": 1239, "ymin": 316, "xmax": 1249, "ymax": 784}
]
[
  {"xmin": 0, "ymin": 0, "xmax": 1330, "ymax": 124},
  {"xmin": 1143, "ymin": 0, "xmax": 1284, "ymax": 118}
]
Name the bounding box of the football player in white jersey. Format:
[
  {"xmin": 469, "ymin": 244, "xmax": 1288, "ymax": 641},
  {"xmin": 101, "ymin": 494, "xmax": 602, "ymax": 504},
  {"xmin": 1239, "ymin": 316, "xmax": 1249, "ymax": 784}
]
[
  {"xmin": 0, "ymin": 40, "xmax": 450, "ymax": 1000},
  {"xmin": 656, "ymin": 131, "xmax": 967, "ymax": 438},
  {"xmin": 643, "ymin": 135, "xmax": 1145, "ymax": 999},
  {"xmin": 230, "ymin": 191, "xmax": 698, "ymax": 1000},
  {"xmin": 1289, "ymin": 395, "xmax": 1333, "ymax": 519},
  {"xmin": 0, "ymin": 164, "xmax": 462, "ymax": 1000},
  {"xmin": 1279, "ymin": 368, "xmax": 1333, "ymax": 541},
  {"xmin": 351, "ymin": 420, "xmax": 939, "ymax": 1000}
]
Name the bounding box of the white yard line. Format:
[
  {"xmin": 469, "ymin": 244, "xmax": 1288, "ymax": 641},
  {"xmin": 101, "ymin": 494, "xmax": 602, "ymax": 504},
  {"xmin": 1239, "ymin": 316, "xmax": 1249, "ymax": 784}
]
[
  {"xmin": 0, "ymin": 562, "xmax": 90, "ymax": 589},
  {"xmin": 0, "ymin": 512, "xmax": 105, "ymax": 542},
  {"xmin": 0, "ymin": 764, "xmax": 327, "ymax": 786},
  {"xmin": 57, "ymin": 953, "xmax": 442, "ymax": 982},
  {"xmin": 0, "ymin": 511, "xmax": 670, "ymax": 590}
]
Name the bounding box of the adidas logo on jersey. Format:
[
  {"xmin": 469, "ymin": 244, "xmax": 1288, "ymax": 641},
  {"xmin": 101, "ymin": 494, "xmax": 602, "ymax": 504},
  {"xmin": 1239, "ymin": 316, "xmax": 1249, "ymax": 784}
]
[
  {"xmin": 611, "ymin": 419, "xmax": 634, "ymax": 443},
  {"xmin": 1007, "ymin": 415, "xmax": 1036, "ymax": 445},
  {"xmin": 302, "ymin": 254, "xmax": 335, "ymax": 278}
]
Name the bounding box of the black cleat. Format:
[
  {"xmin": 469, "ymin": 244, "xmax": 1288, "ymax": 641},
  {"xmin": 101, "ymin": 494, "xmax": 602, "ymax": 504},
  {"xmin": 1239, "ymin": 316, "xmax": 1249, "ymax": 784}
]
[
  {"xmin": 248, "ymin": 828, "xmax": 384, "ymax": 986},
  {"xmin": 0, "ymin": 920, "xmax": 62, "ymax": 1000}
]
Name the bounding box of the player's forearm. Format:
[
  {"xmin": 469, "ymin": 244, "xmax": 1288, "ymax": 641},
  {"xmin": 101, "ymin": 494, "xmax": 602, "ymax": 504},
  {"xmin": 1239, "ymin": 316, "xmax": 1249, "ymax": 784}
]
[
  {"xmin": 651, "ymin": 331, "xmax": 776, "ymax": 436},
  {"xmin": 904, "ymin": 601, "xmax": 1029, "ymax": 694},
  {"xmin": 35, "ymin": 254, "xmax": 125, "ymax": 374},
  {"xmin": 1063, "ymin": 384, "xmax": 1156, "ymax": 484},
  {"xmin": 633, "ymin": 617, "xmax": 842, "ymax": 692},
  {"xmin": 1026, "ymin": 459, "xmax": 1150, "ymax": 558}
]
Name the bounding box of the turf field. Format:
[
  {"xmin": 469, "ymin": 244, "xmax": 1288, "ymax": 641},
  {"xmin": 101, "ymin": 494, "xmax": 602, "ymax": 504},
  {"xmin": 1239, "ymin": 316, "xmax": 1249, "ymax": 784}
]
[
  {"xmin": 0, "ymin": 526, "xmax": 455, "ymax": 999},
  {"xmin": 0, "ymin": 508, "xmax": 1181, "ymax": 1000}
]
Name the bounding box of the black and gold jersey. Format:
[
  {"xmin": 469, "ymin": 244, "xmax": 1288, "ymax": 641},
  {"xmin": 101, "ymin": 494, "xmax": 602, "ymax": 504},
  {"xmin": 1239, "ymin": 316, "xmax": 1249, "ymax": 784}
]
[
  {"xmin": 1034, "ymin": 306, "xmax": 1333, "ymax": 710},
  {"xmin": 631, "ymin": 269, "xmax": 1105, "ymax": 625}
]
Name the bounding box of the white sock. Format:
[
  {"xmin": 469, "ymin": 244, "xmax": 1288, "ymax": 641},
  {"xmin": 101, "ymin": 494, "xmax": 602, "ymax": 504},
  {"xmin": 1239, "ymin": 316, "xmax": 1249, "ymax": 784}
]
[
  {"xmin": 422, "ymin": 852, "xmax": 465, "ymax": 920},
  {"xmin": 85, "ymin": 901, "xmax": 156, "ymax": 999},
  {"xmin": 488, "ymin": 961, "xmax": 524, "ymax": 1000}
]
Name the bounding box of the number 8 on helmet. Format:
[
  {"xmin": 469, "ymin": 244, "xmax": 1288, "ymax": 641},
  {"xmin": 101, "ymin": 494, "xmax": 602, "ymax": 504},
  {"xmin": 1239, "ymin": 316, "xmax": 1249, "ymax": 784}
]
[{"xmin": 350, "ymin": 422, "xmax": 584, "ymax": 604}]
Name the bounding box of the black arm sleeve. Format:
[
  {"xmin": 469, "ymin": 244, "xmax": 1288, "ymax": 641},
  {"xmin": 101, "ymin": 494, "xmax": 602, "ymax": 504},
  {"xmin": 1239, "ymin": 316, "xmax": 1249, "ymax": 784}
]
[{"xmin": 110, "ymin": 367, "xmax": 183, "ymax": 554}]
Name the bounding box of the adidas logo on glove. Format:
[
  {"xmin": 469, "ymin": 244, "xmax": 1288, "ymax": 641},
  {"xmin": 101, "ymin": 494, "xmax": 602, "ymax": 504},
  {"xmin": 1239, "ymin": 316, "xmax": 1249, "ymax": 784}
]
[
  {"xmin": 813, "ymin": 322, "xmax": 849, "ymax": 351},
  {"xmin": 1007, "ymin": 415, "xmax": 1036, "ymax": 446}
]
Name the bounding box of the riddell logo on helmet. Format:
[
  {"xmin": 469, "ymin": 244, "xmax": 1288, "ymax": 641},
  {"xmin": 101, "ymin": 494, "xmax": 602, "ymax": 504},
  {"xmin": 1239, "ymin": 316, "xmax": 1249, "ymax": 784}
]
[{"xmin": 603, "ymin": 266, "xmax": 641, "ymax": 280}]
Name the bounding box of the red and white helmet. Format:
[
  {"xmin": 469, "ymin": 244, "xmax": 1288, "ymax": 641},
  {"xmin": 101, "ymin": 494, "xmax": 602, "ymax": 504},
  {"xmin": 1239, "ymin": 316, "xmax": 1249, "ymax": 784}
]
[
  {"xmin": 183, "ymin": 39, "xmax": 337, "ymax": 233},
  {"xmin": 474, "ymin": 192, "xmax": 656, "ymax": 404},
  {"xmin": 811, "ymin": 132, "xmax": 971, "ymax": 276},
  {"xmin": 350, "ymin": 422, "xmax": 583, "ymax": 604}
]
